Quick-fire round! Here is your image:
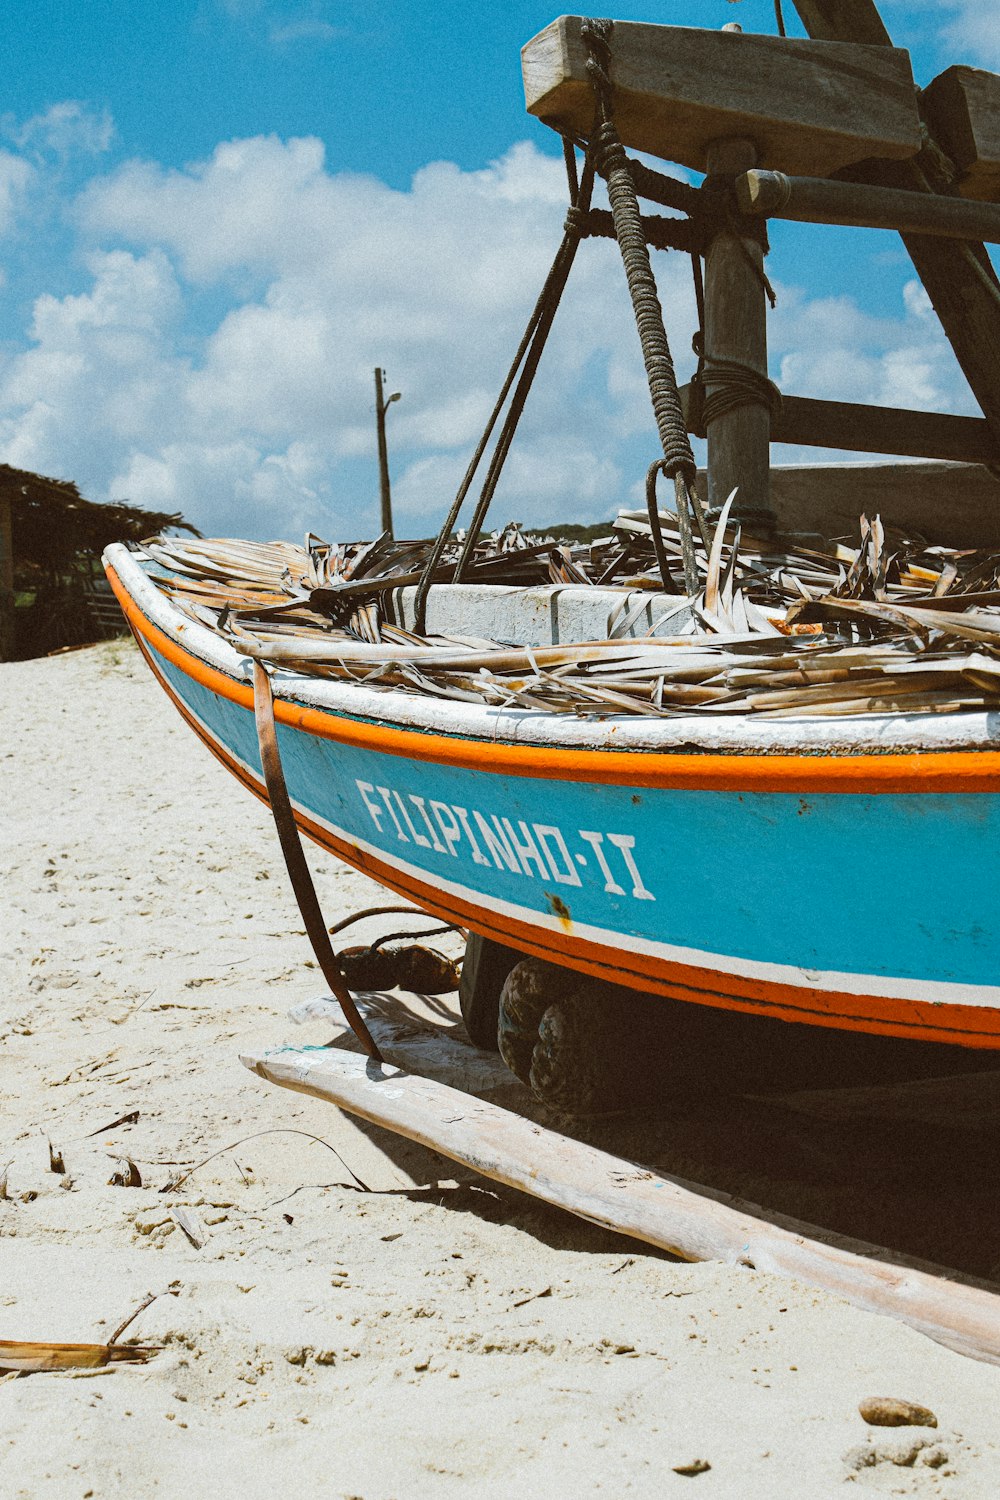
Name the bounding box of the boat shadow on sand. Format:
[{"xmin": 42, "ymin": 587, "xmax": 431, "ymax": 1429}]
[{"xmin": 316, "ymin": 988, "xmax": 1000, "ymax": 1286}]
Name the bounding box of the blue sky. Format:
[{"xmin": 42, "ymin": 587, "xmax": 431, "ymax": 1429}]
[{"xmin": 0, "ymin": 1, "xmax": 996, "ymax": 539}]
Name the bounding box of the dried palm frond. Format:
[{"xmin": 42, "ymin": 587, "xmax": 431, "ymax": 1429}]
[
  {"xmin": 0, "ymin": 1339, "xmax": 158, "ymax": 1373},
  {"xmin": 137, "ymin": 509, "xmax": 1000, "ymax": 720}
]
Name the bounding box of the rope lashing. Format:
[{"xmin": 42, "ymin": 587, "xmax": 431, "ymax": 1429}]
[
  {"xmin": 687, "ymin": 357, "xmax": 783, "ymax": 437},
  {"xmin": 572, "ymin": 206, "xmax": 702, "ymax": 255},
  {"xmin": 582, "ymin": 17, "xmax": 700, "ymax": 596}
]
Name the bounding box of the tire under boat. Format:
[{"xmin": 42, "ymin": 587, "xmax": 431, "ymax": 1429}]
[{"xmin": 105, "ymin": 540, "xmax": 1000, "ymax": 1061}]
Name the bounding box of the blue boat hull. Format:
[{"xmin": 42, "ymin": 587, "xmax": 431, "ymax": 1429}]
[{"xmin": 107, "ymin": 547, "xmax": 1000, "ymax": 1051}]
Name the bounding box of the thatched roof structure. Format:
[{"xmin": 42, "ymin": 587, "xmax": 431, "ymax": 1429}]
[
  {"xmin": 0, "ymin": 464, "xmax": 198, "ymax": 579},
  {"xmin": 0, "ymin": 464, "xmax": 199, "ymax": 659}
]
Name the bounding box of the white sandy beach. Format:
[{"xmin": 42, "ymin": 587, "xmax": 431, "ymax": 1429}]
[{"xmin": 4, "ymin": 636, "xmax": 1000, "ymax": 1498}]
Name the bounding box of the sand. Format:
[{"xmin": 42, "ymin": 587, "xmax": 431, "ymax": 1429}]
[{"xmin": 3, "ymin": 635, "xmax": 1000, "ymax": 1498}]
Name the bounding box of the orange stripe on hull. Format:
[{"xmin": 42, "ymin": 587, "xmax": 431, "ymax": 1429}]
[
  {"xmin": 127, "ymin": 619, "xmax": 1000, "ymax": 1052},
  {"xmin": 108, "ymin": 565, "xmax": 1000, "ymax": 795}
]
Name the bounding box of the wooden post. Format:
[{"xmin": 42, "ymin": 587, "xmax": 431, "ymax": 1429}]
[
  {"xmin": 373, "ymin": 367, "xmax": 400, "ymax": 540},
  {"xmin": 703, "ymin": 137, "xmax": 772, "ymax": 524}
]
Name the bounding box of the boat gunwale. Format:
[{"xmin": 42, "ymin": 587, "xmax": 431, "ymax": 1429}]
[{"xmin": 105, "ymin": 543, "xmax": 1000, "ymax": 793}]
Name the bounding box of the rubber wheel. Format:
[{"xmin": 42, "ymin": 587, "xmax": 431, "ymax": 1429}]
[
  {"xmin": 498, "ymin": 957, "xmax": 645, "ymax": 1117},
  {"xmin": 458, "ymin": 932, "xmax": 524, "ymax": 1051}
]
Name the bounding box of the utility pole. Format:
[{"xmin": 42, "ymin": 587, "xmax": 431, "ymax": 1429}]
[{"xmin": 373, "ymin": 367, "xmax": 401, "ymax": 539}]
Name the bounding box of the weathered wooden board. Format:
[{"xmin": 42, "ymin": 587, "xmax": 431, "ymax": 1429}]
[
  {"xmin": 521, "ymin": 19, "xmax": 921, "ymax": 177},
  {"xmin": 243, "ymin": 1045, "xmax": 1000, "ymax": 1366},
  {"xmin": 682, "ymin": 384, "xmax": 999, "ymax": 466},
  {"xmin": 923, "ymin": 67, "xmax": 1000, "ymax": 204},
  {"xmin": 770, "ymin": 397, "xmax": 998, "ymax": 465},
  {"xmin": 288, "ymin": 995, "xmax": 514, "ymax": 1096},
  {"xmin": 757, "ymin": 461, "xmax": 1000, "ymax": 548}
]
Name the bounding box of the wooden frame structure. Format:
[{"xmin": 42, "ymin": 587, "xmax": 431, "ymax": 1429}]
[{"xmin": 522, "ymin": 1, "xmax": 1000, "ymax": 526}]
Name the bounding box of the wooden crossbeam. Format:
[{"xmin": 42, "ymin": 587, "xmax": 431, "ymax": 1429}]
[
  {"xmin": 680, "ymin": 385, "xmax": 1000, "ymax": 467},
  {"xmin": 521, "ymin": 19, "xmax": 921, "ymax": 177},
  {"xmin": 790, "ymin": 0, "xmax": 1000, "ymax": 450},
  {"xmin": 737, "ymin": 169, "xmax": 1000, "ymax": 244}
]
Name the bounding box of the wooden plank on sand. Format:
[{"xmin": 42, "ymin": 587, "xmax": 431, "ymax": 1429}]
[
  {"xmin": 242, "ymin": 1045, "xmax": 1000, "ymax": 1367},
  {"xmin": 521, "ymin": 19, "xmax": 921, "ymax": 177}
]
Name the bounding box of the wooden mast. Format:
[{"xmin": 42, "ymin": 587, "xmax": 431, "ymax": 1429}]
[{"xmin": 790, "ymin": 0, "xmax": 1000, "ymax": 449}]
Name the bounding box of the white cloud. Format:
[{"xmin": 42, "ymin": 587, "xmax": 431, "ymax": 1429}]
[
  {"xmin": 12, "ymin": 101, "xmax": 113, "ymax": 158},
  {"xmin": 0, "ymin": 132, "xmax": 976, "ymax": 540},
  {"xmin": 216, "ymin": 1, "xmax": 342, "ymax": 50},
  {"xmin": 770, "ymin": 279, "xmax": 971, "ymax": 417},
  {"xmin": 940, "ymin": 0, "xmax": 1000, "ymax": 67},
  {"xmin": 0, "ymin": 249, "xmax": 185, "ymax": 480},
  {"xmin": 62, "ymin": 136, "xmax": 673, "ymax": 534},
  {"xmin": 884, "ymin": 0, "xmax": 1000, "ymax": 68}
]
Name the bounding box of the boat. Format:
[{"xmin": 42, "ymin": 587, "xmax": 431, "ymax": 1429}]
[
  {"xmin": 104, "ymin": 538, "xmax": 1000, "ymax": 1054},
  {"xmin": 105, "ymin": 8, "xmax": 1000, "ymax": 1093}
]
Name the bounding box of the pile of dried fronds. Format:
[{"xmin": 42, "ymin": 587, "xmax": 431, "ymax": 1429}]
[{"xmin": 138, "ymin": 503, "xmax": 1000, "ymax": 718}]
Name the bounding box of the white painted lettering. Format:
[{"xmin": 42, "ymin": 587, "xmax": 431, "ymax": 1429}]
[
  {"xmin": 356, "ymin": 778, "xmax": 655, "ymax": 904},
  {"xmin": 356, "ymin": 780, "xmax": 384, "ymax": 831},
  {"xmin": 410, "ymin": 795, "xmax": 447, "ymax": 854},
  {"xmin": 473, "ymin": 812, "xmax": 521, "ymax": 873},
  {"xmin": 453, "ymin": 806, "xmax": 490, "ymax": 867},
  {"xmin": 501, "ymin": 818, "xmax": 548, "ymax": 880},
  {"xmin": 608, "ymin": 833, "xmax": 656, "ymax": 901},
  {"xmin": 430, "ymin": 800, "xmax": 463, "ymax": 858},
  {"xmin": 579, "ymin": 831, "xmax": 625, "ymax": 895},
  {"xmin": 377, "ymin": 785, "xmax": 408, "ymax": 841},
  {"xmin": 534, "ymin": 825, "xmax": 582, "ymax": 887},
  {"xmin": 392, "ymin": 791, "xmax": 429, "ymax": 848}
]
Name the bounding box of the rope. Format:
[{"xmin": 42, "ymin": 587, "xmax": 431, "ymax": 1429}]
[
  {"xmin": 690, "ymin": 357, "xmax": 783, "ymax": 435},
  {"xmin": 416, "ymin": 20, "xmax": 763, "ymax": 610},
  {"xmin": 450, "ymin": 151, "xmax": 598, "ymax": 583},
  {"xmin": 582, "ymin": 17, "xmax": 700, "ymax": 595},
  {"xmin": 575, "ymin": 206, "xmax": 701, "ymax": 255},
  {"xmin": 645, "ymin": 460, "xmax": 686, "ymax": 595},
  {"xmin": 412, "ymin": 152, "xmax": 595, "ymax": 630}
]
